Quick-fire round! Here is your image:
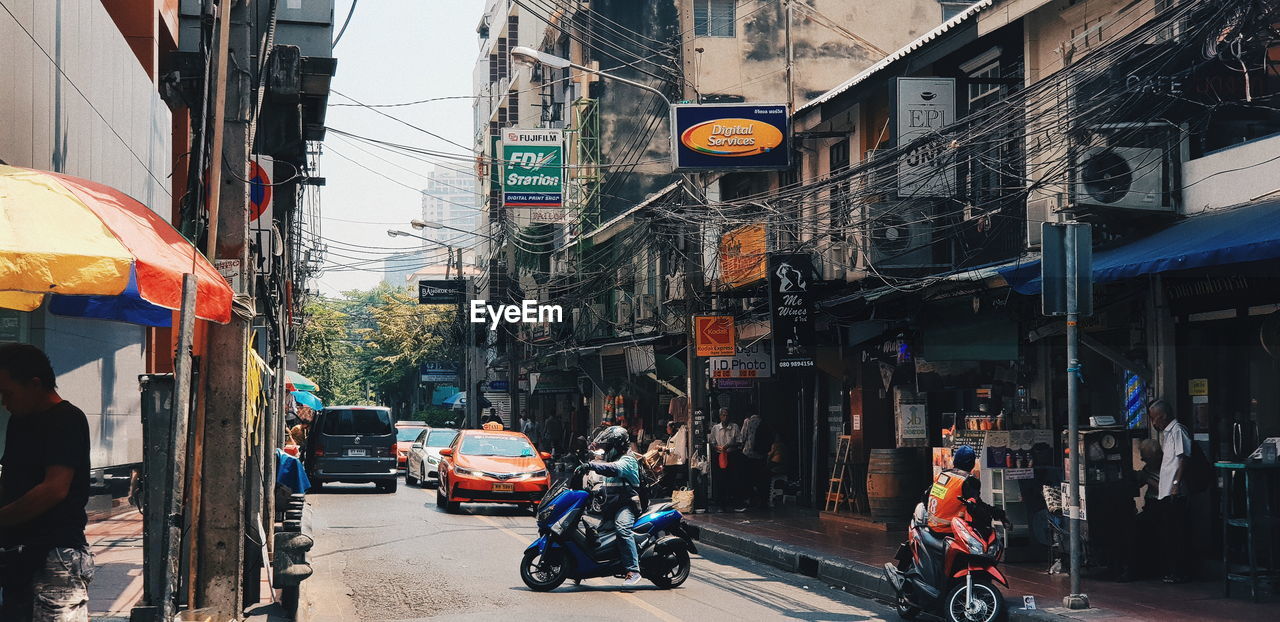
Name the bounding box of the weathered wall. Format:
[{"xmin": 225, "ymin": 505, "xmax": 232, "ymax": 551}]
[
  {"xmin": 0, "ymin": 0, "xmax": 171, "ymax": 469},
  {"xmin": 681, "ymin": 0, "xmax": 948, "ymax": 105}
]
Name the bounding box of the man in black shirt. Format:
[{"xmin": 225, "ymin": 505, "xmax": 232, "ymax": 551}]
[{"xmin": 0, "ymin": 344, "xmax": 93, "ymax": 621}]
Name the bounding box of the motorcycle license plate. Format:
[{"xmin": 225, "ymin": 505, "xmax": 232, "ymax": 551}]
[
  {"xmin": 346, "ymin": 448, "xmax": 367, "ymax": 457},
  {"xmin": 492, "ymin": 482, "xmax": 514, "ymax": 492}
]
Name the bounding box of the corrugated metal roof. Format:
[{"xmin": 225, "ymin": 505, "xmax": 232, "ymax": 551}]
[{"xmin": 797, "ymin": 0, "xmax": 995, "ymax": 114}]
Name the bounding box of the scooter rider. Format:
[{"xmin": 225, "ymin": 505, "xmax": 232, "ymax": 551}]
[
  {"xmin": 576, "ymin": 425, "xmax": 643, "ymax": 586},
  {"xmin": 924, "ymin": 445, "xmax": 983, "ymax": 534}
]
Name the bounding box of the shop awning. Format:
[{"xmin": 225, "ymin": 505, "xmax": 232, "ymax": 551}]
[
  {"xmin": 0, "ymin": 165, "xmax": 233, "ymax": 325},
  {"xmin": 999, "ymin": 200, "xmax": 1280, "ymax": 294}
]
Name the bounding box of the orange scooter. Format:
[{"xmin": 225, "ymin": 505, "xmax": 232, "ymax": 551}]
[{"xmin": 886, "ymin": 498, "xmax": 1009, "ymax": 622}]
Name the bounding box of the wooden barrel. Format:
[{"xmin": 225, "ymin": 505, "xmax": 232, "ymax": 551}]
[{"xmin": 866, "ymin": 448, "xmax": 927, "ymax": 522}]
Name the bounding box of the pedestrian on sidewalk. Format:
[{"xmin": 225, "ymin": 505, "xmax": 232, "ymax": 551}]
[
  {"xmin": 710, "ymin": 408, "xmax": 741, "ymax": 512},
  {"xmin": 1149, "ymin": 399, "xmax": 1192, "ymax": 583},
  {"xmin": 540, "ymin": 412, "xmax": 563, "ymax": 455},
  {"xmin": 0, "ymin": 344, "xmax": 94, "ymax": 622},
  {"xmin": 737, "ymin": 411, "xmax": 771, "ymax": 510}
]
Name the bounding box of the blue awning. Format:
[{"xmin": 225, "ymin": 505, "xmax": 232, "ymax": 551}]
[{"xmin": 999, "ymin": 201, "xmax": 1280, "ymax": 294}]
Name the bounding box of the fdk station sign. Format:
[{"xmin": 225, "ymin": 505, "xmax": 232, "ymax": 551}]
[{"xmin": 501, "ymin": 128, "xmax": 565, "ymax": 223}]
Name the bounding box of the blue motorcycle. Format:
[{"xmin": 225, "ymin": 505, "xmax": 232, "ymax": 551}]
[{"xmin": 520, "ymin": 470, "xmax": 699, "ymax": 591}]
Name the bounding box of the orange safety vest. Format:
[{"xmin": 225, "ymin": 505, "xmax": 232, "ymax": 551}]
[{"xmin": 926, "ymin": 468, "xmax": 974, "ymax": 533}]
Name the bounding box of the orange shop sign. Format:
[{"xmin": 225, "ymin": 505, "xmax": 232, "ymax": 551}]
[
  {"xmin": 694, "ymin": 315, "xmax": 735, "ymax": 357},
  {"xmin": 719, "ymin": 223, "xmax": 767, "ymax": 288},
  {"xmin": 679, "ymin": 119, "xmax": 784, "ymax": 158}
]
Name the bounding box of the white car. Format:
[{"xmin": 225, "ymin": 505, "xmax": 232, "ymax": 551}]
[{"xmin": 405, "ymin": 427, "xmax": 460, "ymax": 487}]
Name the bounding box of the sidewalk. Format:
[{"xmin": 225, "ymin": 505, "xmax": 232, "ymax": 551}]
[
  {"xmin": 688, "ymin": 509, "xmax": 1271, "ymax": 622},
  {"xmin": 88, "ymin": 508, "xmax": 282, "ymax": 621}
]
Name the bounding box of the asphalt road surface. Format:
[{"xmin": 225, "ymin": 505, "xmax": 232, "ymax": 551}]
[{"xmin": 299, "ymin": 478, "xmax": 898, "ymax": 622}]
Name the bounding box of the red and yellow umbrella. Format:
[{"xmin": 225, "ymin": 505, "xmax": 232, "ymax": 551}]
[{"xmin": 0, "ymin": 164, "xmax": 233, "ymax": 325}]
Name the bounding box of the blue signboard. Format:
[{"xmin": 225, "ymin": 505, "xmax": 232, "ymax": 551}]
[{"xmin": 671, "ymin": 103, "xmax": 791, "ymax": 171}]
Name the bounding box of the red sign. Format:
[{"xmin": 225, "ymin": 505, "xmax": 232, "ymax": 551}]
[
  {"xmin": 248, "ymin": 159, "xmax": 272, "ymax": 223},
  {"xmin": 694, "ymin": 316, "xmax": 735, "ymax": 357}
]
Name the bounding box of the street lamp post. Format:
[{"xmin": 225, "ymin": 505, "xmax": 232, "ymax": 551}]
[{"xmin": 510, "ymin": 46, "xmax": 674, "ymax": 107}]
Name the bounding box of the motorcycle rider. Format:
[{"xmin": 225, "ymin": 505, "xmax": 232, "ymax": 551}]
[
  {"xmin": 924, "ymin": 445, "xmax": 983, "ymax": 534},
  {"xmin": 576, "ymin": 426, "xmax": 643, "ymax": 586}
]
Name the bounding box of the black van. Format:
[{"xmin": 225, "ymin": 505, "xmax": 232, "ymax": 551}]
[{"xmin": 307, "ymin": 406, "xmax": 398, "ymax": 492}]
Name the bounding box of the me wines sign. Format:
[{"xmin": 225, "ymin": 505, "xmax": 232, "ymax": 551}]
[
  {"xmin": 671, "ymin": 104, "xmax": 790, "ymax": 171},
  {"xmin": 502, "ymin": 129, "xmax": 565, "ymax": 222},
  {"xmin": 694, "ymin": 316, "xmax": 735, "ymax": 357},
  {"xmin": 767, "ymin": 253, "xmax": 816, "ymax": 369}
]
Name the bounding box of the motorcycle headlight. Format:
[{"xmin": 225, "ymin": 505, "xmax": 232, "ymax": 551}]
[
  {"xmin": 952, "ymin": 518, "xmax": 986, "ymax": 555},
  {"xmin": 454, "ymin": 466, "xmax": 474, "ymax": 476}
]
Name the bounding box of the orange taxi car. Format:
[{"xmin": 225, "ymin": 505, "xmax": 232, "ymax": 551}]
[{"xmin": 436, "ymin": 429, "xmax": 551, "ymax": 513}]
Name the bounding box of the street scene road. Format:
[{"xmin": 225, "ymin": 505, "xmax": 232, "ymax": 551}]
[{"xmin": 300, "ymin": 481, "xmax": 895, "ymax": 622}]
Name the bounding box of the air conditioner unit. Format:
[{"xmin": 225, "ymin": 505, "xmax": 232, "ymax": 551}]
[
  {"xmin": 1075, "ymin": 147, "xmax": 1170, "ymax": 211},
  {"xmin": 635, "ymin": 294, "xmax": 657, "ymax": 322},
  {"xmin": 862, "ymin": 200, "xmax": 941, "ymax": 269},
  {"xmin": 615, "ymin": 299, "xmax": 633, "ymax": 328},
  {"xmin": 1025, "ymin": 193, "xmax": 1067, "ymax": 248}
]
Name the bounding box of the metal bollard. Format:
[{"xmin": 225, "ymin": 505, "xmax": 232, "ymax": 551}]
[{"xmin": 272, "ymin": 531, "xmax": 314, "ymax": 588}]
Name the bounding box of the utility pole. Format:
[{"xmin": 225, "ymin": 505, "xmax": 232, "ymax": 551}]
[
  {"xmin": 195, "ymin": 0, "xmax": 252, "ymax": 616},
  {"xmin": 1063, "ymin": 223, "xmax": 1089, "ymax": 610},
  {"xmin": 506, "ymin": 239, "xmax": 521, "ymax": 425}
]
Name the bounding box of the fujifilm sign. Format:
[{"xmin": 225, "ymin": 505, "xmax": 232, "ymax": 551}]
[{"xmin": 502, "ymin": 128, "xmax": 565, "ymax": 222}]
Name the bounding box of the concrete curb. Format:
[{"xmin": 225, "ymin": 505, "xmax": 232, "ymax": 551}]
[{"xmin": 692, "ymin": 521, "xmax": 1083, "ymax": 622}]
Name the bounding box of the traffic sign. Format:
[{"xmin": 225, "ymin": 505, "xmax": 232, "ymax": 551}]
[
  {"xmin": 694, "ymin": 315, "xmax": 735, "ymax": 357},
  {"xmin": 249, "ymin": 157, "xmax": 273, "ymax": 224}
]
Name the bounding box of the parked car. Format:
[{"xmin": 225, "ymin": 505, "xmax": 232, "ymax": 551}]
[
  {"xmin": 436, "ymin": 430, "xmax": 551, "ymax": 513},
  {"xmin": 307, "ymin": 406, "xmax": 398, "ymax": 493},
  {"xmin": 405, "ymin": 427, "xmax": 460, "ymax": 487},
  {"xmin": 395, "ymin": 421, "xmax": 429, "ymax": 471}
]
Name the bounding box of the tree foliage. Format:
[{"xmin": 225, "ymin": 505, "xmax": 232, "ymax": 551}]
[{"xmin": 296, "ymin": 284, "xmax": 460, "ymax": 414}]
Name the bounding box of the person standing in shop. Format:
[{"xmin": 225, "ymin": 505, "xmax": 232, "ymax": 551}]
[
  {"xmin": 737, "ymin": 411, "xmax": 771, "ymax": 510},
  {"xmin": 1149, "ymin": 399, "xmax": 1192, "ymax": 583},
  {"xmin": 710, "ymin": 408, "xmax": 742, "ymax": 512}
]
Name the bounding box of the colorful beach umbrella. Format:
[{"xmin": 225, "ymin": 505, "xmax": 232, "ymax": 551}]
[
  {"xmin": 291, "ymin": 390, "xmax": 323, "ymax": 410},
  {"xmin": 285, "ymin": 370, "xmax": 319, "ymax": 393},
  {"xmin": 0, "ymin": 165, "xmax": 232, "ymax": 325}
]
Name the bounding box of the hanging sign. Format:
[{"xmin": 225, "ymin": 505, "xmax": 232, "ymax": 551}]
[
  {"xmin": 709, "ymin": 340, "xmax": 772, "ymax": 379},
  {"xmin": 418, "ymin": 280, "xmax": 464, "ymax": 305},
  {"xmin": 719, "ymin": 223, "xmax": 768, "ymax": 288},
  {"xmin": 767, "ymin": 253, "xmax": 816, "ymax": 369},
  {"xmin": 502, "ymin": 129, "xmax": 565, "ymax": 222},
  {"xmin": 671, "ymin": 104, "xmax": 791, "ymax": 171},
  {"xmin": 894, "ymin": 78, "xmax": 956, "ymax": 197},
  {"xmin": 694, "ymin": 315, "xmax": 735, "ymax": 357}
]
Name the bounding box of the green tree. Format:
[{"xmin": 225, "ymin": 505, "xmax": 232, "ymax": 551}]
[{"xmin": 296, "ymin": 284, "xmax": 460, "ymax": 416}]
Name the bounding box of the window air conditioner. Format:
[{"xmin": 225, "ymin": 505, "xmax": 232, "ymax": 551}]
[
  {"xmin": 861, "ymin": 200, "xmax": 942, "ymax": 270},
  {"xmin": 1075, "ymin": 147, "xmax": 1171, "ymax": 211},
  {"xmin": 1025, "ymin": 192, "xmax": 1067, "ymax": 248}
]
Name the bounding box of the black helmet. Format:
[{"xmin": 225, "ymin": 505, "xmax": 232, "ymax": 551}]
[{"xmin": 590, "ymin": 425, "xmax": 631, "ymax": 461}]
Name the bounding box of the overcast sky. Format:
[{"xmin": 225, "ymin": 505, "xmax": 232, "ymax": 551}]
[{"xmin": 315, "ymin": 0, "xmax": 485, "ymax": 296}]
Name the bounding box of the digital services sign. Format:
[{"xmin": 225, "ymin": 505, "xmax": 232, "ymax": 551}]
[{"xmin": 671, "ymin": 103, "xmax": 791, "ymax": 171}]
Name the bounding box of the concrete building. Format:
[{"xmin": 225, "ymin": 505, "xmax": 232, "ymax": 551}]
[{"xmin": 420, "ymin": 165, "xmax": 482, "ymax": 265}]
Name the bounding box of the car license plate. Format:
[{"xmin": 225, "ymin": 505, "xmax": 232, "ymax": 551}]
[
  {"xmin": 492, "ymin": 482, "xmax": 514, "ymax": 492},
  {"xmin": 346, "ymin": 448, "xmax": 367, "ymax": 457}
]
